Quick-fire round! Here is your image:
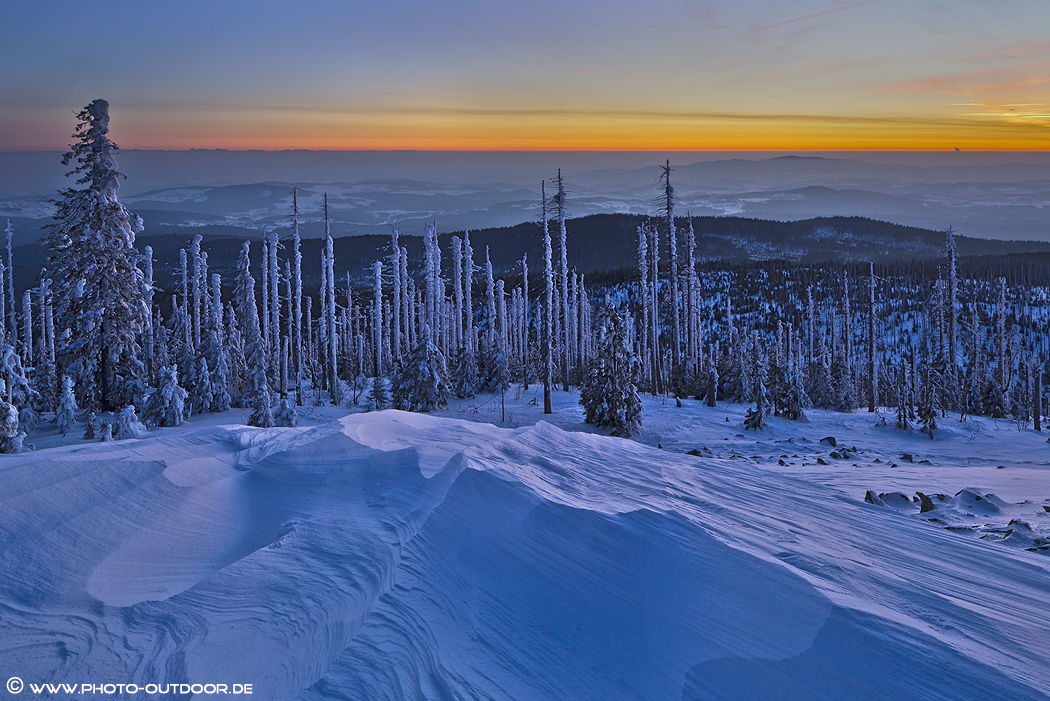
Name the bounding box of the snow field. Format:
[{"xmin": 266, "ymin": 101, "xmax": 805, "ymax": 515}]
[{"xmin": 1, "ymin": 397, "xmax": 1049, "ymax": 699}]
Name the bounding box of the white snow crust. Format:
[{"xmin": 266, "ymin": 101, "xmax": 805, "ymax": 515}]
[{"xmin": 1, "ymin": 397, "xmax": 1049, "ymax": 700}]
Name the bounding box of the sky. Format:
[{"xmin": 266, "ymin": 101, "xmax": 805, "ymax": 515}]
[{"xmin": 2, "ymin": 0, "xmax": 1049, "ymax": 151}]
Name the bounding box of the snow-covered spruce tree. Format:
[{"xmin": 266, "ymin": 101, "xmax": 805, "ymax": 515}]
[
  {"xmin": 366, "ymin": 375, "xmax": 388, "ymax": 411},
  {"xmin": 115, "ymin": 404, "xmax": 146, "ymax": 440},
  {"xmin": 143, "ymin": 365, "xmax": 187, "ymax": 428},
  {"xmin": 56, "ymin": 375, "xmax": 78, "ymax": 435},
  {"xmin": 203, "ymin": 328, "xmax": 232, "ymax": 412},
  {"xmin": 1, "ymin": 343, "xmax": 34, "ymax": 408},
  {"xmin": 895, "ymin": 359, "xmax": 911, "ymax": 431},
  {"xmin": 744, "ymin": 348, "xmax": 769, "ymax": 431},
  {"xmin": 831, "ymin": 350, "xmax": 855, "ymax": 413},
  {"xmin": 449, "ymin": 345, "xmax": 479, "ymax": 398},
  {"xmin": 83, "ymin": 411, "xmax": 97, "ymax": 439},
  {"xmin": 248, "ymin": 375, "xmax": 275, "ymax": 428},
  {"xmin": 234, "ymin": 241, "xmax": 273, "ymax": 426},
  {"xmin": 44, "ymin": 100, "xmax": 149, "ymax": 411},
  {"xmin": 275, "ymin": 397, "xmax": 297, "ymax": 427},
  {"xmin": 780, "ymin": 364, "xmax": 808, "ymax": 422},
  {"xmin": 392, "ymin": 324, "xmax": 450, "ymax": 413},
  {"xmin": 190, "ymin": 356, "xmax": 213, "ymax": 415},
  {"xmin": 0, "ymin": 381, "xmax": 23, "ymax": 453},
  {"xmin": 478, "ymin": 333, "xmax": 510, "ymax": 395},
  {"xmin": 705, "ymin": 365, "xmax": 718, "ymax": 407},
  {"xmin": 579, "ymin": 299, "xmax": 641, "ymax": 438},
  {"xmin": 917, "ymin": 368, "xmax": 938, "ymax": 438}
]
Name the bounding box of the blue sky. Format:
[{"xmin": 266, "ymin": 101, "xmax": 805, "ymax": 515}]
[{"xmin": 2, "ymin": 0, "xmax": 1048, "ymax": 149}]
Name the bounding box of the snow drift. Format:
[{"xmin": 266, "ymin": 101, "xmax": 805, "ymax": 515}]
[{"xmin": 1, "ymin": 411, "xmax": 1048, "ymax": 700}]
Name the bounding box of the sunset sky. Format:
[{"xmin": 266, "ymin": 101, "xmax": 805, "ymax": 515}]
[{"xmin": 2, "ymin": 0, "xmax": 1048, "ymax": 151}]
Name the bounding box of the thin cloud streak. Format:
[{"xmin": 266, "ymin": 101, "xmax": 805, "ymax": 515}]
[
  {"xmin": 119, "ymin": 101, "xmax": 1049, "ymax": 131},
  {"xmin": 737, "ymin": 0, "xmax": 882, "ymax": 35}
]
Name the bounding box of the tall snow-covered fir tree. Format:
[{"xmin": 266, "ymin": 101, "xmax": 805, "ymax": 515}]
[
  {"xmin": 579, "ymin": 298, "xmax": 642, "ymax": 438},
  {"xmin": 234, "ymin": 241, "xmax": 271, "ymax": 426},
  {"xmin": 143, "ymin": 365, "xmax": 187, "ymax": 428},
  {"xmin": 44, "ymin": 100, "xmax": 150, "ymax": 410},
  {"xmin": 392, "ymin": 324, "xmax": 450, "ymax": 413},
  {"xmin": 56, "ymin": 375, "xmax": 78, "ymax": 436}
]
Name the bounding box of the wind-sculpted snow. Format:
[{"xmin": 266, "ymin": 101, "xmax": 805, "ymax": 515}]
[{"xmin": 1, "ymin": 412, "xmax": 1049, "ymax": 699}]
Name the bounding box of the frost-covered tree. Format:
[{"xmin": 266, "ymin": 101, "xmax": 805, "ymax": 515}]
[
  {"xmin": 190, "ymin": 356, "xmax": 213, "ymax": 415},
  {"xmin": 56, "ymin": 375, "xmax": 78, "ymax": 436},
  {"xmin": 83, "ymin": 411, "xmax": 98, "ymax": 440},
  {"xmin": 450, "ymin": 346, "xmax": 479, "ymax": 399},
  {"xmin": 0, "ymin": 379, "xmax": 23, "ymax": 453},
  {"xmin": 275, "ymin": 397, "xmax": 297, "ymax": 427},
  {"xmin": 235, "ymin": 241, "xmax": 271, "ymax": 423},
  {"xmin": 143, "ymin": 365, "xmax": 188, "ymax": 428},
  {"xmin": 895, "ymin": 359, "xmax": 911, "ymax": 431},
  {"xmin": 366, "ymin": 375, "xmax": 388, "ymax": 411},
  {"xmin": 580, "ymin": 299, "xmax": 641, "ymax": 437},
  {"xmin": 248, "ymin": 376, "xmax": 275, "ymax": 428},
  {"xmin": 479, "ymin": 333, "xmax": 510, "ymax": 395},
  {"xmin": 918, "ymin": 368, "xmax": 938, "ymax": 438},
  {"xmin": 705, "ymin": 365, "xmax": 718, "ymax": 407},
  {"xmin": 115, "ymin": 404, "xmax": 146, "ymax": 440},
  {"xmin": 744, "ymin": 342, "xmax": 769, "ymax": 431},
  {"xmin": 204, "ymin": 328, "xmax": 232, "ymax": 412},
  {"xmin": 4, "ymin": 220, "xmax": 13, "ymax": 342},
  {"xmin": 392, "ymin": 324, "xmax": 450, "ymax": 412},
  {"xmin": 44, "ymin": 100, "xmax": 149, "ymax": 410}
]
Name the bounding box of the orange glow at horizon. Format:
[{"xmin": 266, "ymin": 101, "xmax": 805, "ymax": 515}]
[{"xmin": 104, "ymin": 110, "xmax": 1050, "ymax": 152}]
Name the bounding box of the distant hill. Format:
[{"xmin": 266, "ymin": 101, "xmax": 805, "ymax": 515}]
[{"xmin": 14, "ymin": 214, "xmax": 1050, "ymax": 295}]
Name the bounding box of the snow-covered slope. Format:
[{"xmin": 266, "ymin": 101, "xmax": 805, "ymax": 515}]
[{"xmin": 1, "ymin": 409, "xmax": 1049, "ymax": 700}]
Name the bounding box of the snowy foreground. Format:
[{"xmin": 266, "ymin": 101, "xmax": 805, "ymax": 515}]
[{"xmin": 2, "ymin": 391, "xmax": 1050, "ymax": 700}]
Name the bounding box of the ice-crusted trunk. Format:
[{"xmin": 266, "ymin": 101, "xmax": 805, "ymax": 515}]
[
  {"xmin": 390, "ymin": 222, "xmax": 402, "ymax": 361},
  {"xmin": 43, "ymin": 278, "xmax": 55, "ymax": 366},
  {"xmin": 542, "ymin": 183, "xmax": 553, "ymax": 414},
  {"xmin": 555, "ymin": 170, "xmax": 570, "ymax": 392},
  {"xmin": 996, "ymin": 277, "xmax": 1007, "ymax": 390},
  {"xmin": 497, "ymin": 278, "xmax": 507, "ymax": 358},
  {"xmin": 522, "ymin": 253, "xmax": 529, "ymax": 389},
  {"xmin": 373, "ymin": 261, "xmax": 383, "ymax": 382},
  {"xmin": 485, "ymin": 247, "xmax": 496, "ymax": 349},
  {"xmin": 686, "ymin": 218, "xmax": 697, "ymax": 364},
  {"xmin": 5, "ymin": 220, "xmax": 13, "ymax": 342},
  {"xmin": 1035, "ymin": 365, "xmax": 1042, "ymax": 431},
  {"xmin": 143, "ymin": 245, "xmax": 154, "ymax": 380},
  {"xmin": 425, "ymin": 222, "xmax": 438, "ymax": 344},
  {"xmin": 326, "ymin": 230, "xmax": 339, "ymax": 403},
  {"xmin": 268, "ymin": 228, "xmax": 280, "ymax": 363},
  {"xmin": 649, "ymin": 222, "xmax": 663, "ymax": 396},
  {"xmin": 661, "ymin": 160, "xmax": 680, "ymax": 368},
  {"xmin": 946, "ymin": 227, "xmax": 958, "ymax": 382},
  {"xmin": 400, "ymin": 246, "xmax": 411, "ymax": 350},
  {"xmin": 0, "ymin": 251, "xmax": 5, "ymax": 349},
  {"xmin": 843, "ymin": 275, "xmax": 852, "ymax": 381},
  {"xmin": 292, "ymin": 188, "xmax": 303, "ymax": 404},
  {"xmin": 452, "ymin": 236, "xmax": 463, "ymax": 350},
  {"xmin": 21, "ymin": 290, "xmax": 31, "ymax": 366},
  {"xmin": 807, "ymin": 286, "xmax": 815, "ymax": 366},
  {"xmin": 190, "ymin": 234, "xmax": 202, "ymax": 351},
  {"xmin": 464, "ymin": 231, "xmax": 475, "ymax": 356},
  {"xmin": 638, "ymin": 226, "xmax": 649, "ymax": 388},
  {"xmin": 260, "ymin": 239, "xmax": 271, "ymax": 358},
  {"xmin": 868, "ymin": 263, "xmax": 877, "ymax": 412}
]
